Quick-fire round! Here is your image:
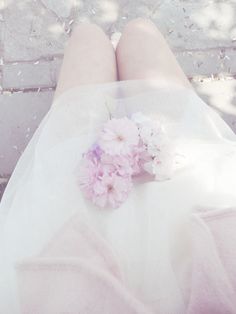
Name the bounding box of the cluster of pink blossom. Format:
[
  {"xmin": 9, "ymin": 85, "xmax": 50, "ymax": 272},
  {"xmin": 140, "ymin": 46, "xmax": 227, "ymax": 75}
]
[{"xmin": 78, "ymin": 114, "xmax": 172, "ymax": 209}]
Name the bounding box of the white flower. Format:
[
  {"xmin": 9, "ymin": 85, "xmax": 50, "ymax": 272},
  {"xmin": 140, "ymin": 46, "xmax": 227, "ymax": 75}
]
[
  {"xmin": 133, "ymin": 114, "xmax": 164, "ymax": 145},
  {"xmin": 144, "ymin": 142, "xmax": 175, "ymax": 181},
  {"xmin": 146, "ymin": 134, "xmax": 166, "ymax": 155}
]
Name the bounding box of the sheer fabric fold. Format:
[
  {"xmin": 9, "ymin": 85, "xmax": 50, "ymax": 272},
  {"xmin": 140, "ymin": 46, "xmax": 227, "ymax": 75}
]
[{"xmin": 1, "ymin": 80, "xmax": 236, "ymax": 313}]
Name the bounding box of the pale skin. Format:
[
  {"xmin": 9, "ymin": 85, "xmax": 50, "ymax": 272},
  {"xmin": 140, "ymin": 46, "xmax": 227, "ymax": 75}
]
[{"xmin": 54, "ymin": 18, "xmax": 192, "ymax": 100}]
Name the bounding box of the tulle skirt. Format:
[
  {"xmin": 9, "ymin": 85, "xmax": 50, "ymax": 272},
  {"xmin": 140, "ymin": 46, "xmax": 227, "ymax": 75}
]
[{"xmin": 1, "ymin": 80, "xmax": 236, "ymax": 313}]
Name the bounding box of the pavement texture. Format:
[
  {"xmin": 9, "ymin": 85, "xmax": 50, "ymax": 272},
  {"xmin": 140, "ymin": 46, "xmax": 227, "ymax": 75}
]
[{"xmin": 1, "ymin": 0, "xmax": 236, "ymax": 198}]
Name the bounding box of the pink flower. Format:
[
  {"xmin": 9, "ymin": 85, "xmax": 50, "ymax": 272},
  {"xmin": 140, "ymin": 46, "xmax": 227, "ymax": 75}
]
[
  {"xmin": 78, "ymin": 158, "xmax": 104, "ymax": 199},
  {"xmin": 85, "ymin": 144, "xmax": 103, "ymax": 162},
  {"xmin": 92, "ymin": 173, "xmax": 132, "ymax": 209},
  {"xmin": 130, "ymin": 142, "xmax": 151, "ymax": 176},
  {"xmin": 78, "ymin": 151, "xmax": 133, "ymax": 208},
  {"xmin": 78, "ymin": 113, "xmax": 174, "ymax": 209},
  {"xmin": 101, "ymin": 153, "xmax": 134, "ymax": 176},
  {"xmin": 98, "ymin": 118, "xmax": 139, "ymax": 155}
]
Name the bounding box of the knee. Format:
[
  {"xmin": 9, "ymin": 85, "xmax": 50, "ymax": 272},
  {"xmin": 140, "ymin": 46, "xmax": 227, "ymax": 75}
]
[
  {"xmin": 122, "ymin": 18, "xmax": 163, "ymax": 38},
  {"xmin": 123, "ymin": 18, "xmax": 155, "ymax": 31}
]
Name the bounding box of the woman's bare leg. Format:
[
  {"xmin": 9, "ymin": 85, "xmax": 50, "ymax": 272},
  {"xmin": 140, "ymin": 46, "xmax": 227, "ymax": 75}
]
[
  {"xmin": 54, "ymin": 23, "xmax": 117, "ymax": 99},
  {"xmin": 116, "ymin": 18, "xmax": 192, "ymax": 89}
]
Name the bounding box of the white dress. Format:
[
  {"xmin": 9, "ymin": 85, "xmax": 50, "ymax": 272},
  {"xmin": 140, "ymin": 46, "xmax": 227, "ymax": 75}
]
[{"xmin": 1, "ymin": 80, "xmax": 236, "ymax": 314}]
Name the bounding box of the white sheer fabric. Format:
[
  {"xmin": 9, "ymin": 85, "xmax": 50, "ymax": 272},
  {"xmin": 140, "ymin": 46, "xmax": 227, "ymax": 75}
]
[{"xmin": 1, "ymin": 80, "xmax": 236, "ymax": 313}]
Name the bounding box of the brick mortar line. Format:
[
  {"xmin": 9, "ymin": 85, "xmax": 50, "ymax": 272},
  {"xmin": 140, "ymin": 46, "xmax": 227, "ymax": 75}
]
[
  {"xmin": 1, "ymin": 73, "xmax": 236, "ymax": 95},
  {"xmin": 3, "ymin": 55, "xmax": 63, "ymax": 65},
  {"xmin": 174, "ymin": 46, "xmax": 236, "ymax": 53},
  {"xmin": 190, "ymin": 74, "xmax": 236, "ymax": 81},
  {"xmin": 2, "ymin": 46, "xmax": 236, "ymax": 65},
  {"xmin": 1, "ymin": 86, "xmax": 56, "ymax": 94}
]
